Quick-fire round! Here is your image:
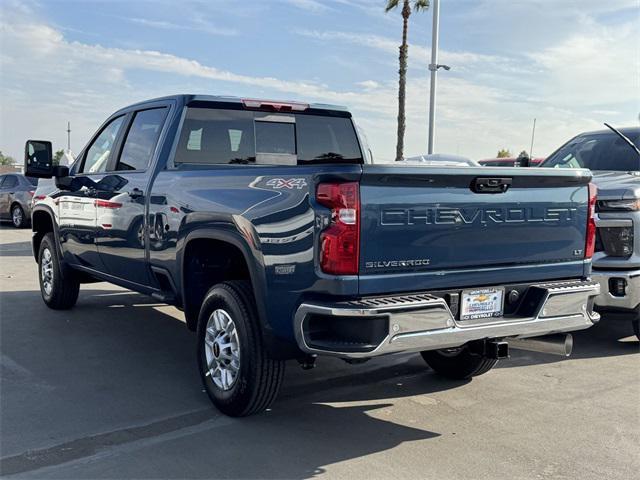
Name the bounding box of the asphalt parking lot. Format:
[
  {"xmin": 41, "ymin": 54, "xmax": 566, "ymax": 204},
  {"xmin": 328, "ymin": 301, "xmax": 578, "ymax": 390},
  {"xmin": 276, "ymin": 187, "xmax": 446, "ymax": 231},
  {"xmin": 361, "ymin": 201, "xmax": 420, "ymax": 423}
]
[{"xmin": 0, "ymin": 225, "xmax": 638, "ymax": 479}]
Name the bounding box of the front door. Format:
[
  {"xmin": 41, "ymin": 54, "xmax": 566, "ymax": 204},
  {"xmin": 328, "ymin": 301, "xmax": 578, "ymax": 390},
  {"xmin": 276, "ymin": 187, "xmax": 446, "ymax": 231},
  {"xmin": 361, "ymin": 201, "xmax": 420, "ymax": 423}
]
[
  {"xmin": 56, "ymin": 115, "xmax": 126, "ymax": 271},
  {"xmin": 94, "ymin": 106, "xmax": 169, "ymax": 287}
]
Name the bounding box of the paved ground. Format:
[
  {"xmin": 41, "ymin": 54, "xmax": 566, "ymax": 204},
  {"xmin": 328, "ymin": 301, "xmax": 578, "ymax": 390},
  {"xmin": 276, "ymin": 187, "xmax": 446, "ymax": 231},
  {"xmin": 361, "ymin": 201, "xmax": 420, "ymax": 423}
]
[{"xmin": 0, "ymin": 225, "xmax": 638, "ymax": 479}]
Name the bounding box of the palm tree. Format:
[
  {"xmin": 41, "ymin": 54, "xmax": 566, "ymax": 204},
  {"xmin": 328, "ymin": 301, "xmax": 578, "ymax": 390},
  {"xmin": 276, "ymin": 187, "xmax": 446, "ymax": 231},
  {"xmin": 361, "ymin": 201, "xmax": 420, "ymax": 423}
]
[{"xmin": 385, "ymin": 0, "xmax": 429, "ymax": 161}]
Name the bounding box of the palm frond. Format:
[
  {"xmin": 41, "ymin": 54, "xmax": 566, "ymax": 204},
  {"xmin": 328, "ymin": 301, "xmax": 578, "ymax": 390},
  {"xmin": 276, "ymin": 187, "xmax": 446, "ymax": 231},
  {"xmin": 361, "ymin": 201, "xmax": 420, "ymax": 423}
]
[
  {"xmin": 385, "ymin": 0, "xmax": 400, "ymax": 12},
  {"xmin": 413, "ymin": 0, "xmax": 429, "ymax": 11}
]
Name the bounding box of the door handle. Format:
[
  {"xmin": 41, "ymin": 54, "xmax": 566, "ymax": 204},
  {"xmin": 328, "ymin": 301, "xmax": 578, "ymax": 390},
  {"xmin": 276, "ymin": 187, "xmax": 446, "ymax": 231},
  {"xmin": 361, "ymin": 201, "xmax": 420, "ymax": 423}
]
[{"xmin": 129, "ymin": 188, "xmax": 144, "ymax": 199}]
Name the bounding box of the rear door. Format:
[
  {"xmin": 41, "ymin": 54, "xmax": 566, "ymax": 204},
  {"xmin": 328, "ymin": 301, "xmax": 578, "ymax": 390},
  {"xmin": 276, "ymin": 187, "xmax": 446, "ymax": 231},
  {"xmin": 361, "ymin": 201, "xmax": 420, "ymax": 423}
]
[
  {"xmin": 359, "ymin": 165, "xmax": 591, "ymax": 294},
  {"xmin": 94, "ymin": 104, "xmax": 170, "ymax": 286}
]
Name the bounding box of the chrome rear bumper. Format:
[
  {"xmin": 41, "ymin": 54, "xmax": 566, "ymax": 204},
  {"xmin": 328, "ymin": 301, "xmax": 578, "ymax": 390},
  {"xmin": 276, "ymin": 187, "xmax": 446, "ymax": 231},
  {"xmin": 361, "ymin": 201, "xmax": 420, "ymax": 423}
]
[{"xmin": 294, "ymin": 280, "xmax": 600, "ymax": 359}]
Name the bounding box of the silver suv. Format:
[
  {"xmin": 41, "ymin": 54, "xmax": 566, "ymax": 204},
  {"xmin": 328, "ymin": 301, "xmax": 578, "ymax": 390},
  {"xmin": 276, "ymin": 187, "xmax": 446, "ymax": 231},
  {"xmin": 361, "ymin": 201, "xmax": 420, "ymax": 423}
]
[
  {"xmin": 541, "ymin": 126, "xmax": 640, "ymax": 338},
  {"xmin": 0, "ymin": 173, "xmax": 37, "ymax": 228}
]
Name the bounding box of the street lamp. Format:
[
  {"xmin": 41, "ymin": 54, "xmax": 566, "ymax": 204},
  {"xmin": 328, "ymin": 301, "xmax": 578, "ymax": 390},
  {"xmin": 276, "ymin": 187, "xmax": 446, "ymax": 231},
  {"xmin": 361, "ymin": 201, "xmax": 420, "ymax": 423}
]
[{"xmin": 427, "ymin": 0, "xmax": 449, "ymax": 154}]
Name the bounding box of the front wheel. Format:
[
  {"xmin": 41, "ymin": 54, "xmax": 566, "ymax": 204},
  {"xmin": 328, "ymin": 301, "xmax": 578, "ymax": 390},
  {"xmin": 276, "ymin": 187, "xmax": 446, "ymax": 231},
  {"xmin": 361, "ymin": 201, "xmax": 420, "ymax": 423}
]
[
  {"xmin": 197, "ymin": 281, "xmax": 285, "ymax": 417},
  {"xmin": 38, "ymin": 233, "xmax": 80, "ymax": 309},
  {"xmin": 421, "ymin": 345, "xmax": 498, "ymax": 380},
  {"xmin": 12, "ymin": 204, "xmax": 26, "ymax": 228}
]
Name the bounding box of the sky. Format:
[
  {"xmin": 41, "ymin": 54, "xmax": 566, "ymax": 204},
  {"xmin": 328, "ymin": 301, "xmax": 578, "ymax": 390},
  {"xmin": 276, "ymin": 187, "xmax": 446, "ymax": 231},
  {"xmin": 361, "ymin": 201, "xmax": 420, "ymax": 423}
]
[{"xmin": 0, "ymin": 0, "xmax": 638, "ymax": 163}]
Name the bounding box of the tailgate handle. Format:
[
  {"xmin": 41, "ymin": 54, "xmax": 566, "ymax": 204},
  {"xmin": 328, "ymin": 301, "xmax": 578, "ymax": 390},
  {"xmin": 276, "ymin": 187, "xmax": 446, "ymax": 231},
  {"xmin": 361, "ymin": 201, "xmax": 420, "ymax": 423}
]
[{"xmin": 471, "ymin": 177, "xmax": 512, "ymax": 194}]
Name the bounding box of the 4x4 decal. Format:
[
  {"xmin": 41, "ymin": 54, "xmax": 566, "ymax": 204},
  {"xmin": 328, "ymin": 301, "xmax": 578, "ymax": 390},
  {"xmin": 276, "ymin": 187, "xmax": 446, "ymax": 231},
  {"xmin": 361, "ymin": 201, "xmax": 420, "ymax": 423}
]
[{"xmin": 265, "ymin": 178, "xmax": 308, "ymax": 190}]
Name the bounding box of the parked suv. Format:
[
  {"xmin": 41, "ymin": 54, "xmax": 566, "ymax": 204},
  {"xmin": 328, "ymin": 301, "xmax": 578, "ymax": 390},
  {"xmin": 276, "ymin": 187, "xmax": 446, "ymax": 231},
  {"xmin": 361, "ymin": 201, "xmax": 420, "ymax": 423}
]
[
  {"xmin": 541, "ymin": 126, "xmax": 640, "ymax": 338},
  {"xmin": 26, "ymin": 95, "xmax": 600, "ymax": 416},
  {"xmin": 0, "ymin": 173, "xmax": 37, "ymax": 228}
]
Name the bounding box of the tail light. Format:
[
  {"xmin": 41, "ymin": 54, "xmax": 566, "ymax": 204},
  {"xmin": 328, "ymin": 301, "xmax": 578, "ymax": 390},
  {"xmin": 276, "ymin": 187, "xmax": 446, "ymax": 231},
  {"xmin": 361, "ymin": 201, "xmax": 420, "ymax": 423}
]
[
  {"xmin": 585, "ymin": 183, "xmax": 597, "ymax": 259},
  {"xmin": 28, "ymin": 190, "xmax": 35, "ymax": 197},
  {"xmin": 94, "ymin": 199, "xmax": 122, "ymax": 209},
  {"xmin": 317, "ymin": 182, "xmax": 360, "ymax": 275}
]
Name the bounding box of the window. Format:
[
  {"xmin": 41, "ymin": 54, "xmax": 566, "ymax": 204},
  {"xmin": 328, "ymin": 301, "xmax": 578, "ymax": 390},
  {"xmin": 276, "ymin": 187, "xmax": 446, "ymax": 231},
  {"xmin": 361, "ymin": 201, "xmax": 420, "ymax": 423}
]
[
  {"xmin": 296, "ymin": 115, "xmax": 362, "ymax": 164},
  {"xmin": 174, "ymin": 107, "xmax": 363, "ymax": 166},
  {"xmin": 255, "ymin": 121, "xmax": 295, "ymax": 154},
  {"xmin": 26, "ymin": 176, "xmax": 39, "ymax": 186},
  {"xmin": 543, "ymin": 132, "xmax": 640, "ymax": 171},
  {"xmin": 117, "ymin": 108, "xmax": 168, "ymax": 171},
  {"xmin": 82, "ymin": 116, "xmax": 125, "ymax": 174},
  {"xmin": 2, "ymin": 176, "xmax": 18, "ymax": 188},
  {"xmin": 175, "ymin": 109, "xmax": 255, "ymax": 165}
]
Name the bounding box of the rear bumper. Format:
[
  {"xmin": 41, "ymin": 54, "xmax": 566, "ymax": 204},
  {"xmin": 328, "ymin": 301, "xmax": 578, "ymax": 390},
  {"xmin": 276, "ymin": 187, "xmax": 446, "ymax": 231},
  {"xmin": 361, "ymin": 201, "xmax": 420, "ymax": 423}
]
[
  {"xmin": 294, "ymin": 280, "xmax": 600, "ymax": 359},
  {"xmin": 591, "ymin": 268, "xmax": 640, "ymax": 313}
]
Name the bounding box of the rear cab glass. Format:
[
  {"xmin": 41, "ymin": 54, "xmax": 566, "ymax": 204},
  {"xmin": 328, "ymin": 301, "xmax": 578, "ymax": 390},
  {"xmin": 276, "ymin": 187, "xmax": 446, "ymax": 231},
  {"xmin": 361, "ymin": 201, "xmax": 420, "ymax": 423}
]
[{"xmin": 173, "ymin": 105, "xmax": 363, "ymax": 166}]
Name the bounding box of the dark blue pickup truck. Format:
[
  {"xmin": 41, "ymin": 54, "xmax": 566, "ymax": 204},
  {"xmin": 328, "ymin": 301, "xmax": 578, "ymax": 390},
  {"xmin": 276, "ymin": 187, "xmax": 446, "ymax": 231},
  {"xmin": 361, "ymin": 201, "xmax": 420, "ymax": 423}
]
[{"xmin": 25, "ymin": 94, "xmax": 601, "ymax": 416}]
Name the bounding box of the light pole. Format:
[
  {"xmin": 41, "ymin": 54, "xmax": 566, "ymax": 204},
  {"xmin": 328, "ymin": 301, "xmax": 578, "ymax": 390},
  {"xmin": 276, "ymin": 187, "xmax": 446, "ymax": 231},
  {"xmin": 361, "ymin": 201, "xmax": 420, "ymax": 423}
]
[{"xmin": 427, "ymin": 0, "xmax": 449, "ymax": 154}]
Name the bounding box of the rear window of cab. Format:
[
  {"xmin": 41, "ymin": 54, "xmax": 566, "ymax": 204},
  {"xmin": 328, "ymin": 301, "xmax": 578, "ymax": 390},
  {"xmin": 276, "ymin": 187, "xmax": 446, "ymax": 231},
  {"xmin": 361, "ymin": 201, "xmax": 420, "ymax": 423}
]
[{"xmin": 174, "ymin": 108, "xmax": 363, "ymax": 166}]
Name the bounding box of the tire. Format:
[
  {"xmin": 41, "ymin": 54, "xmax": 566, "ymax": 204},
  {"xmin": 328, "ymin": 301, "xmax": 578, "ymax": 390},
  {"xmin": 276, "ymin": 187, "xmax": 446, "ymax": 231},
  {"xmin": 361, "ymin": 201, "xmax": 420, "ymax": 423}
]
[
  {"xmin": 197, "ymin": 281, "xmax": 285, "ymax": 417},
  {"xmin": 633, "ymin": 319, "xmax": 639, "ymax": 341},
  {"xmin": 127, "ymin": 217, "xmax": 145, "ymax": 249},
  {"xmin": 11, "ymin": 204, "xmax": 26, "ymax": 228},
  {"xmin": 421, "ymin": 345, "xmax": 498, "ymax": 380},
  {"xmin": 38, "ymin": 233, "xmax": 80, "ymax": 309}
]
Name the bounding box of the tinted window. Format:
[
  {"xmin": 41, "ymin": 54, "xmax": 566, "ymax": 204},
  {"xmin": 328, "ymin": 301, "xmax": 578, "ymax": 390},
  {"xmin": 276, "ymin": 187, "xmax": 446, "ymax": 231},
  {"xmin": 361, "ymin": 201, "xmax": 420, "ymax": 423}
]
[
  {"xmin": 255, "ymin": 121, "xmax": 295, "ymax": 154},
  {"xmin": 174, "ymin": 107, "xmax": 362, "ymax": 165},
  {"xmin": 25, "ymin": 176, "xmax": 38, "ymax": 186},
  {"xmin": 296, "ymin": 115, "xmax": 362, "ymax": 164},
  {"xmin": 2, "ymin": 176, "xmax": 18, "ymax": 188},
  {"xmin": 82, "ymin": 116, "xmax": 125, "ymax": 173},
  {"xmin": 543, "ymin": 132, "xmax": 640, "ymax": 171},
  {"xmin": 175, "ymin": 109, "xmax": 255, "ymax": 165},
  {"xmin": 117, "ymin": 108, "xmax": 168, "ymax": 171}
]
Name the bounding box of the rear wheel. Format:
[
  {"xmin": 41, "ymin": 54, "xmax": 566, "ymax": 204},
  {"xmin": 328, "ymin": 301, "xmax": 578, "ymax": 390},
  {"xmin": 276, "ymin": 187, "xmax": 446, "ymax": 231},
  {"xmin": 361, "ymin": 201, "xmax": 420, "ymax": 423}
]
[
  {"xmin": 38, "ymin": 233, "xmax": 80, "ymax": 309},
  {"xmin": 11, "ymin": 204, "xmax": 26, "ymax": 228},
  {"xmin": 197, "ymin": 281, "xmax": 285, "ymax": 417},
  {"xmin": 421, "ymin": 345, "xmax": 498, "ymax": 380}
]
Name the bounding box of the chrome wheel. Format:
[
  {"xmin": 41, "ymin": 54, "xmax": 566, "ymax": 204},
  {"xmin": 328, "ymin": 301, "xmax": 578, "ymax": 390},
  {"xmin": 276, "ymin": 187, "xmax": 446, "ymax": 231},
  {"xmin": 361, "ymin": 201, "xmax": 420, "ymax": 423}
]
[
  {"xmin": 41, "ymin": 247, "xmax": 54, "ymax": 296},
  {"xmin": 204, "ymin": 309, "xmax": 240, "ymax": 391},
  {"xmin": 12, "ymin": 206, "xmax": 23, "ymax": 227}
]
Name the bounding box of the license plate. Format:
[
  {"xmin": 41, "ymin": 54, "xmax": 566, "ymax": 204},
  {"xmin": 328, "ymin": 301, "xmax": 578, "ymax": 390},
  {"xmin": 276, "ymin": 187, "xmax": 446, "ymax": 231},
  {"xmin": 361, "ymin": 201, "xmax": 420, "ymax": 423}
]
[{"xmin": 460, "ymin": 287, "xmax": 504, "ymax": 320}]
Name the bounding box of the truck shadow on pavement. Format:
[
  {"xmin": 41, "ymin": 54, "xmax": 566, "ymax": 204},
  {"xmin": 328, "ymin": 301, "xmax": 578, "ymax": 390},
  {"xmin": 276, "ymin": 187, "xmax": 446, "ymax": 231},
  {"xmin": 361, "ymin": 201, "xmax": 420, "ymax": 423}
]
[
  {"xmin": 1, "ymin": 288, "xmax": 445, "ymax": 478},
  {"xmin": 0, "ymin": 287, "xmax": 637, "ymax": 478}
]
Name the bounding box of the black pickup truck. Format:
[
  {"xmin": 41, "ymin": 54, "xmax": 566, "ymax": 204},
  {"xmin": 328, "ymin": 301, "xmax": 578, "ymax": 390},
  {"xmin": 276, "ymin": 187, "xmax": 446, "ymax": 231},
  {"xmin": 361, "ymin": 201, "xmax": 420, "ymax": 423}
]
[{"xmin": 26, "ymin": 95, "xmax": 600, "ymax": 416}]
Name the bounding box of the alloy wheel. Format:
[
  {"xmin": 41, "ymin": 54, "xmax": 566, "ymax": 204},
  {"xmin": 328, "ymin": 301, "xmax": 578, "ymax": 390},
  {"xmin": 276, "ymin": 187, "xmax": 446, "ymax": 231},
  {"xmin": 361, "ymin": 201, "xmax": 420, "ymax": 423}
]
[
  {"xmin": 204, "ymin": 309, "xmax": 241, "ymax": 391},
  {"xmin": 12, "ymin": 206, "xmax": 23, "ymax": 227},
  {"xmin": 41, "ymin": 247, "xmax": 54, "ymax": 296}
]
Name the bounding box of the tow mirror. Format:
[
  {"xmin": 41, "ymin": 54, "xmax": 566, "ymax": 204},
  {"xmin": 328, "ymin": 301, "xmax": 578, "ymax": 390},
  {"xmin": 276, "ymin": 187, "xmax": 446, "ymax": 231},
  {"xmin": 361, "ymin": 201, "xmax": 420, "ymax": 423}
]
[{"xmin": 24, "ymin": 140, "xmax": 54, "ymax": 178}]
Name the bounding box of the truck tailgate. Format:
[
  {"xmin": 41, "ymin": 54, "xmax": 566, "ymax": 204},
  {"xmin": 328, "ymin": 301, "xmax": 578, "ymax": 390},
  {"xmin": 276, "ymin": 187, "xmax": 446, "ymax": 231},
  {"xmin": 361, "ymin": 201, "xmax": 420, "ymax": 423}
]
[{"xmin": 359, "ymin": 165, "xmax": 592, "ymax": 293}]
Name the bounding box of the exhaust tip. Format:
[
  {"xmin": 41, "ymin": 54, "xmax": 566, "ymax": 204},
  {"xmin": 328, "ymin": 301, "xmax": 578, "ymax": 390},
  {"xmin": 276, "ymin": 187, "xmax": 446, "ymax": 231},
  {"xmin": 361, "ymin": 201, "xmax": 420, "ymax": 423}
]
[{"xmin": 508, "ymin": 333, "xmax": 573, "ymax": 357}]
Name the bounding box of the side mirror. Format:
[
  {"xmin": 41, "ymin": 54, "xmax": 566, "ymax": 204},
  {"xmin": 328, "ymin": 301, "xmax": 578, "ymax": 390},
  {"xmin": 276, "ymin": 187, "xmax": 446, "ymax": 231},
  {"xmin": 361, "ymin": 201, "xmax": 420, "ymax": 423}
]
[{"xmin": 24, "ymin": 140, "xmax": 54, "ymax": 178}]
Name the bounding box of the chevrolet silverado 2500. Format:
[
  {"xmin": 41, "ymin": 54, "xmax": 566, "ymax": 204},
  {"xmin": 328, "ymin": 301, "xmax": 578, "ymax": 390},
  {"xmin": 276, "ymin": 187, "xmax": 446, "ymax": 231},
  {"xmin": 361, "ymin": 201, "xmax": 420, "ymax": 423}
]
[
  {"xmin": 26, "ymin": 95, "xmax": 600, "ymax": 416},
  {"xmin": 541, "ymin": 126, "xmax": 640, "ymax": 339}
]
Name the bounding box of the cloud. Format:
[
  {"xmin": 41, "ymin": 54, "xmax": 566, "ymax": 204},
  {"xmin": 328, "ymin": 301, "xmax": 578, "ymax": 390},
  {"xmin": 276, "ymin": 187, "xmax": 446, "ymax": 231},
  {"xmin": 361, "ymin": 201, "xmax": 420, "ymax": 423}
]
[
  {"xmin": 357, "ymin": 80, "xmax": 380, "ymax": 90},
  {"xmin": 0, "ymin": 2, "xmax": 637, "ymax": 165},
  {"xmin": 126, "ymin": 16, "xmax": 238, "ymax": 36},
  {"xmin": 284, "ymin": 0, "xmax": 331, "ymax": 13},
  {"xmin": 294, "ymin": 28, "xmax": 517, "ymax": 72}
]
